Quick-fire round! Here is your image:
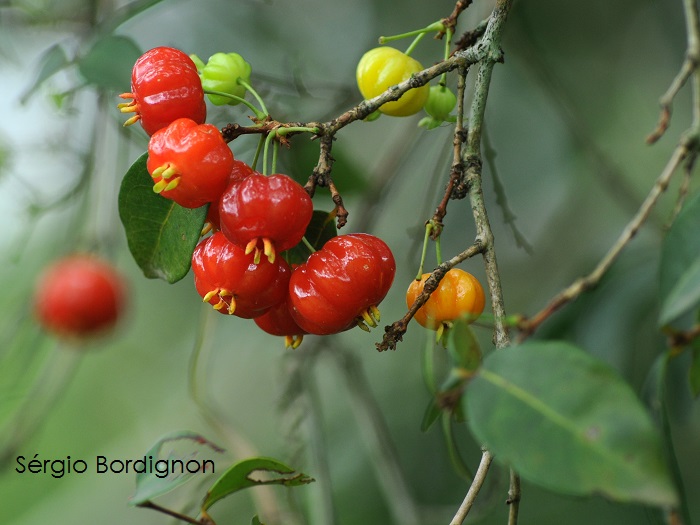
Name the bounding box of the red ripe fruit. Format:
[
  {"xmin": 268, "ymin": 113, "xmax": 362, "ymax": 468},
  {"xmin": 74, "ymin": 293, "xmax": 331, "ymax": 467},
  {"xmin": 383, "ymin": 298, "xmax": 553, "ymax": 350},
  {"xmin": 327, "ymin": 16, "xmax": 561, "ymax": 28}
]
[
  {"xmin": 192, "ymin": 232, "xmax": 290, "ymax": 318},
  {"xmin": 34, "ymin": 255, "xmax": 127, "ymax": 339},
  {"xmin": 254, "ymin": 298, "xmax": 307, "ymax": 349},
  {"xmin": 219, "ymin": 173, "xmax": 313, "ymax": 264},
  {"xmin": 289, "ymin": 233, "xmax": 396, "ymax": 335},
  {"xmin": 204, "ymin": 159, "xmax": 256, "ymax": 233},
  {"xmin": 147, "ymin": 118, "xmax": 234, "ymax": 208},
  {"xmin": 119, "ymin": 46, "xmax": 206, "ymax": 136}
]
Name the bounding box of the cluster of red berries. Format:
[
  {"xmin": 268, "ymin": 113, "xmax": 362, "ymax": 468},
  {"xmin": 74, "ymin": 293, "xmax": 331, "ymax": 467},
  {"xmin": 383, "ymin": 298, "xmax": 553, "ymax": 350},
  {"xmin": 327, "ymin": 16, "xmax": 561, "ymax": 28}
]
[{"xmin": 119, "ymin": 46, "xmax": 396, "ymax": 348}]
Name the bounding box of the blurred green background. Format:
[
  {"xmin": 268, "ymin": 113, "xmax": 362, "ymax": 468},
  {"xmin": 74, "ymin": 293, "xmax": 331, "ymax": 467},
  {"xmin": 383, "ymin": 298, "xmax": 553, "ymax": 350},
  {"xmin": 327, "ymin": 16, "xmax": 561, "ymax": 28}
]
[{"xmin": 0, "ymin": 0, "xmax": 698, "ymax": 524}]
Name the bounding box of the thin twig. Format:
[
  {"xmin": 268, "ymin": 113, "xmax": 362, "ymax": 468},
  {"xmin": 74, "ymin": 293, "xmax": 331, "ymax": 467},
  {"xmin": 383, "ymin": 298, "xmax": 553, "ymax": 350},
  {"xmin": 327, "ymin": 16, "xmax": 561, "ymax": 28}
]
[
  {"xmin": 449, "ymin": 449, "xmax": 494, "ymax": 525},
  {"xmin": 519, "ymin": 134, "xmax": 699, "ymax": 339},
  {"xmin": 440, "ymin": 0, "xmax": 474, "ymax": 39},
  {"xmin": 647, "ymin": 0, "xmax": 700, "ymax": 143},
  {"xmin": 139, "ymin": 500, "xmax": 209, "ymax": 525},
  {"xmin": 507, "ymin": 470, "xmax": 521, "ymax": 525},
  {"xmin": 432, "ymin": 65, "xmax": 469, "ymax": 233},
  {"xmin": 377, "ymin": 241, "xmax": 484, "ymax": 351}
]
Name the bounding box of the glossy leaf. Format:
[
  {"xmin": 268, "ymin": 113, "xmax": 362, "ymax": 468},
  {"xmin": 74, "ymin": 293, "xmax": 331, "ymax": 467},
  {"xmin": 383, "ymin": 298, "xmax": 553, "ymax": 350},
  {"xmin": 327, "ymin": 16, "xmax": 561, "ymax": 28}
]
[
  {"xmin": 660, "ymin": 192, "xmax": 700, "ymax": 327},
  {"xmin": 118, "ymin": 152, "xmax": 208, "ymax": 283},
  {"xmin": 466, "ymin": 341, "xmax": 677, "ymax": 506},
  {"xmin": 20, "ymin": 44, "xmax": 69, "ymax": 103},
  {"xmin": 129, "ymin": 430, "xmax": 224, "ymax": 506},
  {"xmin": 78, "ymin": 35, "xmax": 141, "ymax": 92},
  {"xmin": 202, "ymin": 457, "xmax": 314, "ymax": 512},
  {"xmin": 283, "ymin": 210, "xmax": 337, "ymax": 265},
  {"xmin": 659, "ymin": 256, "xmax": 700, "ymax": 326}
]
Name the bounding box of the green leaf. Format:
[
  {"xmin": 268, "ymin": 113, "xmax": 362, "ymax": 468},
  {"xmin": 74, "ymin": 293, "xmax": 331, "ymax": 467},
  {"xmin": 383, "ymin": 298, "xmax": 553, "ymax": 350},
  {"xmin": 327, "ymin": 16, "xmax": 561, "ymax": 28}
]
[
  {"xmin": 129, "ymin": 430, "xmax": 224, "ymax": 506},
  {"xmin": 20, "ymin": 44, "xmax": 69, "ymax": 104},
  {"xmin": 446, "ymin": 320, "xmax": 482, "ymax": 371},
  {"xmin": 660, "ymin": 192, "xmax": 700, "ymax": 327},
  {"xmin": 466, "ymin": 341, "xmax": 677, "ymax": 507},
  {"xmin": 283, "ymin": 210, "xmax": 337, "ymax": 265},
  {"xmin": 202, "ymin": 457, "xmax": 314, "ymax": 512},
  {"xmin": 251, "ymin": 516, "xmax": 263, "ymax": 525},
  {"xmin": 659, "ymin": 256, "xmax": 700, "ymax": 325},
  {"xmin": 78, "ymin": 35, "xmax": 141, "ymax": 92},
  {"xmin": 118, "ymin": 152, "xmax": 207, "ymax": 283}
]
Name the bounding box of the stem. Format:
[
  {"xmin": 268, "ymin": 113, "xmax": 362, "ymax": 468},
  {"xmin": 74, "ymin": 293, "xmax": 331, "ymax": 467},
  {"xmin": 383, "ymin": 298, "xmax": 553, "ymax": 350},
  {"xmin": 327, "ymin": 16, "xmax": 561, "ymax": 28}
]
[
  {"xmin": 204, "ymin": 89, "xmax": 266, "ymax": 119},
  {"xmin": 449, "ymin": 449, "xmax": 494, "ymax": 525},
  {"xmin": 251, "ymin": 134, "xmax": 265, "ymax": 172},
  {"xmin": 379, "ymin": 21, "xmax": 445, "ymax": 45},
  {"xmin": 647, "ymin": 0, "xmax": 700, "ymax": 143},
  {"xmin": 507, "ymin": 470, "xmax": 522, "ymax": 525},
  {"xmin": 405, "ymin": 31, "xmax": 427, "ymax": 57},
  {"xmin": 301, "ymin": 236, "xmax": 316, "ymax": 254},
  {"xmin": 272, "ymin": 139, "xmax": 279, "ymax": 174},
  {"xmin": 139, "ymin": 501, "xmax": 207, "ymax": 525},
  {"xmin": 417, "ymin": 222, "xmax": 433, "ymax": 278},
  {"xmin": 263, "ymin": 131, "xmax": 276, "ymax": 176},
  {"xmin": 520, "ymin": 134, "xmax": 698, "ymax": 338}
]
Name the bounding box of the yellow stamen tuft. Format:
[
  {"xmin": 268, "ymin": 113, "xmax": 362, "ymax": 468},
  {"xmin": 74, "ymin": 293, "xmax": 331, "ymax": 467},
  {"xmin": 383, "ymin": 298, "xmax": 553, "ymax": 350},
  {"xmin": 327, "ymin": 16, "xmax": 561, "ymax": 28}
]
[
  {"xmin": 203, "ymin": 289, "xmax": 219, "ymax": 303},
  {"xmin": 163, "ymin": 177, "xmax": 181, "ymax": 192},
  {"xmin": 245, "ymin": 238, "xmax": 258, "ymax": 255},
  {"xmin": 361, "ymin": 309, "xmax": 377, "ymax": 328},
  {"xmin": 153, "ymin": 179, "xmax": 169, "ymax": 193},
  {"xmin": 123, "ymin": 114, "xmax": 141, "ymax": 127},
  {"xmin": 263, "ymin": 238, "xmax": 275, "ymax": 264},
  {"xmin": 356, "ymin": 320, "xmax": 371, "ymax": 332}
]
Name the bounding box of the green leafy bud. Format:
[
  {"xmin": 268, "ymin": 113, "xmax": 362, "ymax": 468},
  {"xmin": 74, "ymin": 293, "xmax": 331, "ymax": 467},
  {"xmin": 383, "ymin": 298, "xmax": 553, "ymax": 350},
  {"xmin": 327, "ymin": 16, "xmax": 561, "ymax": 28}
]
[
  {"xmin": 424, "ymin": 84, "xmax": 457, "ymax": 121},
  {"xmin": 199, "ymin": 52, "xmax": 252, "ymax": 106}
]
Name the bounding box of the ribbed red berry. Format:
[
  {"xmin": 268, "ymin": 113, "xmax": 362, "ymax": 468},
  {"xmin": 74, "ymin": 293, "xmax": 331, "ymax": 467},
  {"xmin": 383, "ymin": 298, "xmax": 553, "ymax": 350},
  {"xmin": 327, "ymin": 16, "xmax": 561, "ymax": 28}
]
[
  {"xmin": 147, "ymin": 118, "xmax": 234, "ymax": 209},
  {"xmin": 205, "ymin": 159, "xmax": 256, "ymax": 232},
  {"xmin": 192, "ymin": 232, "xmax": 290, "ymax": 318},
  {"xmin": 254, "ymin": 298, "xmax": 307, "ymax": 349},
  {"xmin": 289, "ymin": 233, "xmax": 396, "ymax": 335},
  {"xmin": 218, "ymin": 173, "xmax": 313, "ymax": 264},
  {"xmin": 119, "ymin": 46, "xmax": 206, "ymax": 136}
]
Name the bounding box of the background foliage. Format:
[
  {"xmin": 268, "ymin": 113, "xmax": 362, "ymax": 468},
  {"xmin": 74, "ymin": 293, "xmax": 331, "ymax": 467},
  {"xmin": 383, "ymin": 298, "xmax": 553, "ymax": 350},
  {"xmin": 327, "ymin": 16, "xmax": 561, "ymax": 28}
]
[{"xmin": 0, "ymin": 0, "xmax": 698, "ymax": 524}]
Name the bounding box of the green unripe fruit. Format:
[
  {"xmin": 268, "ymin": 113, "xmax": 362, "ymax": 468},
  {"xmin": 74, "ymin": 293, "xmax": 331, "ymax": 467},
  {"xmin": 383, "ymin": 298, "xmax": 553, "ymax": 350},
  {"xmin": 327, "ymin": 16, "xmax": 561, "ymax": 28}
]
[
  {"xmin": 197, "ymin": 52, "xmax": 252, "ymax": 106},
  {"xmin": 424, "ymin": 84, "xmax": 457, "ymax": 121}
]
